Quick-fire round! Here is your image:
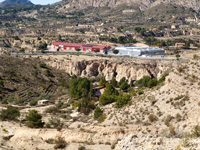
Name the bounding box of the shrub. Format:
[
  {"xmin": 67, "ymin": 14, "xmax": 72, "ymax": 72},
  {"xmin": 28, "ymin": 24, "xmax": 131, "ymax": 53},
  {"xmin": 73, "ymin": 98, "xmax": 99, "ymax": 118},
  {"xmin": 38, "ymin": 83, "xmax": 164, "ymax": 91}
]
[
  {"xmin": 46, "ymin": 117, "xmax": 63, "ymax": 129},
  {"xmin": 120, "ymin": 81, "xmax": 130, "ymax": 91},
  {"xmin": 138, "ymin": 91, "xmax": 144, "ymax": 95},
  {"xmin": 148, "ymin": 114, "xmax": 158, "ymax": 122},
  {"xmin": 78, "ymin": 146, "xmax": 86, "ymax": 150},
  {"xmin": 169, "ymin": 123, "xmax": 175, "ymax": 136},
  {"xmin": 39, "ymin": 63, "xmax": 46, "ymax": 68},
  {"xmin": 25, "ymin": 110, "xmax": 44, "ymax": 128},
  {"xmin": 29, "ymin": 100, "xmax": 37, "ymax": 106},
  {"xmin": 113, "ymin": 49, "xmax": 119, "ymax": 54},
  {"xmin": 115, "ymin": 93, "xmax": 130, "ymax": 108},
  {"xmin": 0, "ymin": 80, "xmax": 4, "ymax": 88},
  {"xmin": 94, "ymin": 107, "xmax": 103, "ymax": 120},
  {"xmin": 98, "ymin": 115, "xmax": 106, "ymax": 123},
  {"xmin": 0, "ymin": 106, "xmax": 20, "ymax": 121},
  {"xmin": 164, "ymin": 115, "xmax": 174, "ymax": 126},
  {"xmin": 45, "ymin": 106, "xmax": 59, "ymax": 114},
  {"xmin": 135, "ymin": 76, "xmax": 150, "ymax": 87},
  {"xmin": 54, "ymin": 136, "xmax": 67, "ymax": 149},
  {"xmin": 158, "ymin": 73, "xmax": 169, "ymax": 83},
  {"xmin": 147, "ymin": 78, "xmax": 157, "ymax": 88},
  {"xmin": 191, "ymin": 125, "xmax": 200, "ymax": 137}
]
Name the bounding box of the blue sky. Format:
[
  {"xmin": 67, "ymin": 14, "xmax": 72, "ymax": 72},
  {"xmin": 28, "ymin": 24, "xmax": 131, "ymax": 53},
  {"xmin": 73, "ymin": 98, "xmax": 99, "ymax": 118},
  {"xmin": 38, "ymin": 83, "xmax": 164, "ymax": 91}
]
[{"xmin": 0, "ymin": 0, "xmax": 61, "ymax": 5}]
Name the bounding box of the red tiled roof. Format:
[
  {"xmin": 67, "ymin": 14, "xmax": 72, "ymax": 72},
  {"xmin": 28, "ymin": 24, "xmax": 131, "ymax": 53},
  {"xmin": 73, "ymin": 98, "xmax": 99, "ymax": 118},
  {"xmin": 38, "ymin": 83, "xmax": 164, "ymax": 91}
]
[{"xmin": 52, "ymin": 42, "xmax": 110, "ymax": 49}]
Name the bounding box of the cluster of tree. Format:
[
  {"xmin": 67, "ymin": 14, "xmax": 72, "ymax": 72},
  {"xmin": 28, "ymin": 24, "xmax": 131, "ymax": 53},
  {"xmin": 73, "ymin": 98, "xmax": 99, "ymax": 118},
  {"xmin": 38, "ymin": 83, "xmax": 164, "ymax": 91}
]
[
  {"xmin": 143, "ymin": 37, "xmax": 193, "ymax": 49},
  {"xmin": 68, "ymin": 76, "xmax": 94, "ymax": 114},
  {"xmin": 109, "ymin": 35, "xmax": 137, "ymax": 44},
  {"xmin": 134, "ymin": 27, "xmax": 155, "ymax": 37},
  {"xmin": 99, "ymin": 83, "xmax": 131, "ymax": 108},
  {"xmin": 38, "ymin": 42, "xmax": 47, "ymax": 52},
  {"xmin": 135, "ymin": 73, "xmax": 169, "ymax": 88}
]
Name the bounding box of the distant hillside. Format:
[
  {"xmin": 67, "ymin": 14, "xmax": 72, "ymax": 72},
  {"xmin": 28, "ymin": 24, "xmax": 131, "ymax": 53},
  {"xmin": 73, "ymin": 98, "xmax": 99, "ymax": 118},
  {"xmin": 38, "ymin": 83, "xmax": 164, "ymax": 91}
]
[
  {"xmin": 0, "ymin": 55, "xmax": 70, "ymax": 105},
  {"xmin": 59, "ymin": 0, "xmax": 200, "ymax": 11},
  {"xmin": 0, "ymin": 0, "xmax": 34, "ymax": 7}
]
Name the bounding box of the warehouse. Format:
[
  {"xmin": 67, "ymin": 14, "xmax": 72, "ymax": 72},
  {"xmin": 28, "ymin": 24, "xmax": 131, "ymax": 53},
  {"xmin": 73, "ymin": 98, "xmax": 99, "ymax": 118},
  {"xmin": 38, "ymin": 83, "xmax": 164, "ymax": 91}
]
[
  {"xmin": 114, "ymin": 46, "xmax": 165, "ymax": 56},
  {"xmin": 51, "ymin": 42, "xmax": 111, "ymax": 53}
]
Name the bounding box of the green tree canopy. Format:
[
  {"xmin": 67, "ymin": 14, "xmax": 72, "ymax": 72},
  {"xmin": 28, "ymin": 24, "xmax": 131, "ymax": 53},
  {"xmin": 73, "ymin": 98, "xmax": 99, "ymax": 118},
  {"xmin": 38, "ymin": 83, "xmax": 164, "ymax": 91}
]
[
  {"xmin": 0, "ymin": 106, "xmax": 20, "ymax": 121},
  {"xmin": 25, "ymin": 110, "xmax": 44, "ymax": 128}
]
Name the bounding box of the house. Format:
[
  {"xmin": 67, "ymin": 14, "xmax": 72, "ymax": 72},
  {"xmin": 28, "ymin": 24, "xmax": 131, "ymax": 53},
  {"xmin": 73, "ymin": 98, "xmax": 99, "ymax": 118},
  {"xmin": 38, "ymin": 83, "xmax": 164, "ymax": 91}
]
[
  {"xmin": 175, "ymin": 43, "xmax": 185, "ymax": 47},
  {"xmin": 171, "ymin": 25, "xmax": 179, "ymax": 29},
  {"xmin": 51, "ymin": 42, "xmax": 111, "ymax": 54},
  {"xmin": 93, "ymin": 87, "xmax": 105, "ymax": 97},
  {"xmin": 37, "ymin": 100, "xmax": 49, "ymax": 105}
]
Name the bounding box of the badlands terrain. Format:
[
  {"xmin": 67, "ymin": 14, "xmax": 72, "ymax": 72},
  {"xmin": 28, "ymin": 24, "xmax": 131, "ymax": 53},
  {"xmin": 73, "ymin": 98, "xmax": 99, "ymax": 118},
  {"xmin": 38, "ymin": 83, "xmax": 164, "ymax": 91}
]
[{"xmin": 0, "ymin": 50, "xmax": 200, "ymax": 150}]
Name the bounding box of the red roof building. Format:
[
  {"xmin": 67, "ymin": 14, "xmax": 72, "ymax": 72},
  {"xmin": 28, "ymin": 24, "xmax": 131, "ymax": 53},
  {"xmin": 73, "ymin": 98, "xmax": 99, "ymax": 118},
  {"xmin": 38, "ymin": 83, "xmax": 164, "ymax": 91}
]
[{"xmin": 52, "ymin": 42, "xmax": 111, "ymax": 53}]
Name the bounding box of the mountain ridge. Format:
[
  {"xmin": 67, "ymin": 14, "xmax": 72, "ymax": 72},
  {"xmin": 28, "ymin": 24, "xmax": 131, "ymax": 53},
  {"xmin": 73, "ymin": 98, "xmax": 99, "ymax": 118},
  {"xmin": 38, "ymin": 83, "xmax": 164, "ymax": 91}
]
[{"xmin": 0, "ymin": 0, "xmax": 34, "ymax": 7}]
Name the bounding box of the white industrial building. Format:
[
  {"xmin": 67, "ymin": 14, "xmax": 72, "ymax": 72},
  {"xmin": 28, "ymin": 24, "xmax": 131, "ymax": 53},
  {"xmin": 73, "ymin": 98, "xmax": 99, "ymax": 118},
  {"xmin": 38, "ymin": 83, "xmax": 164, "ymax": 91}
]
[{"xmin": 114, "ymin": 46, "xmax": 165, "ymax": 56}]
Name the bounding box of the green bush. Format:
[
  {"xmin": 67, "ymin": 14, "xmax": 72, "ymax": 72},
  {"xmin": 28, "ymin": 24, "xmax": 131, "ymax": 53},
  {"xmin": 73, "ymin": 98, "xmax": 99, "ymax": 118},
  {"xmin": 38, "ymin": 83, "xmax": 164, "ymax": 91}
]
[
  {"xmin": 25, "ymin": 110, "xmax": 44, "ymax": 128},
  {"xmin": 115, "ymin": 93, "xmax": 131, "ymax": 108},
  {"xmin": 29, "ymin": 100, "xmax": 37, "ymax": 106},
  {"xmin": 54, "ymin": 136, "xmax": 67, "ymax": 149},
  {"xmin": 39, "ymin": 63, "xmax": 46, "ymax": 68},
  {"xmin": 135, "ymin": 76, "xmax": 150, "ymax": 87},
  {"xmin": 120, "ymin": 81, "xmax": 130, "ymax": 91},
  {"xmin": 147, "ymin": 78, "xmax": 157, "ymax": 88},
  {"xmin": 68, "ymin": 77, "xmax": 92, "ymax": 98},
  {"xmin": 94, "ymin": 107, "xmax": 103, "ymax": 120},
  {"xmin": 99, "ymin": 94, "xmax": 116, "ymax": 106},
  {"xmin": 138, "ymin": 91, "xmax": 144, "ymax": 95},
  {"xmin": 0, "ymin": 106, "xmax": 20, "ymax": 121},
  {"xmin": 158, "ymin": 73, "xmax": 169, "ymax": 83}
]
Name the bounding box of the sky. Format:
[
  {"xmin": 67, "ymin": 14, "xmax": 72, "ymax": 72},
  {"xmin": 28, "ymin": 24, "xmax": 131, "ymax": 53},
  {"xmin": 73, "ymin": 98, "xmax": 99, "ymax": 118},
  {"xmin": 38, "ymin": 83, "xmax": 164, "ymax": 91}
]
[{"xmin": 0, "ymin": 0, "xmax": 61, "ymax": 5}]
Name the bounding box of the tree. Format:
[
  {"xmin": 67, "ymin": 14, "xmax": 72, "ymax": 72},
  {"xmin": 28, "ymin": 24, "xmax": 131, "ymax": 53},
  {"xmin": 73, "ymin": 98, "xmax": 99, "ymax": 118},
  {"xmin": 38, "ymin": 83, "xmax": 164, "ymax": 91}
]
[
  {"xmin": 120, "ymin": 81, "xmax": 130, "ymax": 91},
  {"xmin": 113, "ymin": 49, "xmax": 119, "ymax": 55},
  {"xmin": 25, "ymin": 110, "xmax": 44, "ymax": 128},
  {"xmin": 0, "ymin": 106, "xmax": 20, "ymax": 121},
  {"xmin": 99, "ymin": 78, "xmax": 107, "ymax": 87},
  {"xmin": 176, "ymin": 54, "xmax": 181, "ymax": 60},
  {"xmin": 99, "ymin": 84, "xmax": 119, "ymax": 105},
  {"xmin": 115, "ymin": 93, "xmax": 130, "ymax": 108},
  {"xmin": 39, "ymin": 42, "xmax": 47, "ymax": 51},
  {"xmin": 20, "ymin": 48, "xmax": 25, "ymax": 53},
  {"xmin": 58, "ymin": 35, "xmax": 62, "ymax": 41},
  {"xmin": 147, "ymin": 78, "xmax": 157, "ymax": 88},
  {"xmin": 76, "ymin": 48, "xmax": 81, "ymax": 54},
  {"xmin": 94, "ymin": 49, "xmax": 99, "ymax": 53},
  {"xmin": 94, "ymin": 107, "xmax": 103, "ymax": 120}
]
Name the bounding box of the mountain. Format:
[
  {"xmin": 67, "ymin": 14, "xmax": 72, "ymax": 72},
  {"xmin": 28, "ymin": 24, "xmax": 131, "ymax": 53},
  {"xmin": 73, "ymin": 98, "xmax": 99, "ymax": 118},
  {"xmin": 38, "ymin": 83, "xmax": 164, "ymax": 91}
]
[
  {"xmin": 63, "ymin": 0, "xmax": 200, "ymax": 11},
  {"xmin": 0, "ymin": 0, "xmax": 34, "ymax": 7}
]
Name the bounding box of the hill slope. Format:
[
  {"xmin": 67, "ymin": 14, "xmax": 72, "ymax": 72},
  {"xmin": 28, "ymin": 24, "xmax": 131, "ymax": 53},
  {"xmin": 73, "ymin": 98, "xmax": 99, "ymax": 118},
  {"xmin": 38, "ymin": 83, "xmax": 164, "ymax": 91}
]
[
  {"xmin": 63, "ymin": 0, "xmax": 200, "ymax": 11},
  {"xmin": 0, "ymin": 0, "xmax": 34, "ymax": 7}
]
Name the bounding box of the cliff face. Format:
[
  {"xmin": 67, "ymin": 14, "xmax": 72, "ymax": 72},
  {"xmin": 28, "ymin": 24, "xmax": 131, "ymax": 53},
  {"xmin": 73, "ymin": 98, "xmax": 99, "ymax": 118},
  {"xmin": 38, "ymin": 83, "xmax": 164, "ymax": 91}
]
[
  {"xmin": 37, "ymin": 55, "xmax": 173, "ymax": 83},
  {"xmin": 68, "ymin": 0, "xmax": 200, "ymax": 11}
]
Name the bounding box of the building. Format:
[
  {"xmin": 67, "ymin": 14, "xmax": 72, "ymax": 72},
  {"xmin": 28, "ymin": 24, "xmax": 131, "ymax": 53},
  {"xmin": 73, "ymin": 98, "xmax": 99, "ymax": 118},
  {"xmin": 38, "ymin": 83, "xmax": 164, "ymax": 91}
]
[
  {"xmin": 51, "ymin": 42, "xmax": 111, "ymax": 53},
  {"xmin": 93, "ymin": 87, "xmax": 105, "ymax": 97},
  {"xmin": 114, "ymin": 46, "xmax": 165, "ymax": 56},
  {"xmin": 37, "ymin": 100, "xmax": 49, "ymax": 106},
  {"xmin": 175, "ymin": 43, "xmax": 185, "ymax": 47}
]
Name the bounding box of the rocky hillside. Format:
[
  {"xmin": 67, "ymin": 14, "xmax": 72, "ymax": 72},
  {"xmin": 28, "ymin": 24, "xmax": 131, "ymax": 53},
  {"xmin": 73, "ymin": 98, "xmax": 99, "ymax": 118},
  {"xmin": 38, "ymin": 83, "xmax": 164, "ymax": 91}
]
[
  {"xmin": 0, "ymin": 54, "xmax": 70, "ymax": 105},
  {"xmin": 65, "ymin": 0, "xmax": 200, "ymax": 11},
  {"xmin": 0, "ymin": 0, "xmax": 34, "ymax": 7},
  {"xmin": 34, "ymin": 55, "xmax": 173, "ymax": 83}
]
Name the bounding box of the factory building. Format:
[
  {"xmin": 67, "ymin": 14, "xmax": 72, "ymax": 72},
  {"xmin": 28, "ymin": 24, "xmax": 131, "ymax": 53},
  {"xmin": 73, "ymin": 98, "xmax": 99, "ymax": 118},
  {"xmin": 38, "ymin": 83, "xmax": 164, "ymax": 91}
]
[
  {"xmin": 51, "ymin": 42, "xmax": 111, "ymax": 53},
  {"xmin": 114, "ymin": 46, "xmax": 165, "ymax": 56}
]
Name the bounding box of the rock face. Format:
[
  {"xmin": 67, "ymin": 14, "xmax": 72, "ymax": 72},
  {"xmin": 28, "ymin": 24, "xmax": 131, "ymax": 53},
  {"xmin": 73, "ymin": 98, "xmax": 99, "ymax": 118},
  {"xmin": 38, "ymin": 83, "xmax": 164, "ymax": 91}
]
[
  {"xmin": 68, "ymin": 0, "xmax": 200, "ymax": 11},
  {"xmin": 37, "ymin": 55, "xmax": 173, "ymax": 83},
  {"xmin": 0, "ymin": 0, "xmax": 33, "ymax": 7}
]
